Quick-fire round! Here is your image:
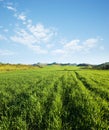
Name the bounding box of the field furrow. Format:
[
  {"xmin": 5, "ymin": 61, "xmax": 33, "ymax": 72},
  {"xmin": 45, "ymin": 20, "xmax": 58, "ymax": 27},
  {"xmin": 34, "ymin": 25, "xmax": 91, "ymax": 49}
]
[
  {"xmin": 0, "ymin": 67, "xmax": 109, "ymax": 130},
  {"xmin": 75, "ymin": 71, "xmax": 109, "ymax": 101},
  {"xmin": 75, "ymin": 71, "xmax": 109, "ymax": 128}
]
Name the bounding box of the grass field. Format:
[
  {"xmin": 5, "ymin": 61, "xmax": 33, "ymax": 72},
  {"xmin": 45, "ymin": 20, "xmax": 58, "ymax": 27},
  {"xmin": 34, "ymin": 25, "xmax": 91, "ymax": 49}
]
[{"xmin": 0, "ymin": 65, "xmax": 109, "ymax": 130}]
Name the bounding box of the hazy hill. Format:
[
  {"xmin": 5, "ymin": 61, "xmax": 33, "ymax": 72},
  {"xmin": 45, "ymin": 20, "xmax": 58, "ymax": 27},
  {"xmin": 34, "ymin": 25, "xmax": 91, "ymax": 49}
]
[{"xmin": 94, "ymin": 62, "xmax": 109, "ymax": 70}]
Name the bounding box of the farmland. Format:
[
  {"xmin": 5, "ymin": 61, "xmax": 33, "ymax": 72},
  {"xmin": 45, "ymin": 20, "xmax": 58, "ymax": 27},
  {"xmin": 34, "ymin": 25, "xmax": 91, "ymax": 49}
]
[{"xmin": 0, "ymin": 65, "xmax": 109, "ymax": 130}]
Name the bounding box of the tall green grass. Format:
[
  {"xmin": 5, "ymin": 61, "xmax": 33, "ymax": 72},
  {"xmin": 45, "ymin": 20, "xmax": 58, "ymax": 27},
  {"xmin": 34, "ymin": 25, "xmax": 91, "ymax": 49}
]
[{"xmin": 0, "ymin": 66, "xmax": 109, "ymax": 130}]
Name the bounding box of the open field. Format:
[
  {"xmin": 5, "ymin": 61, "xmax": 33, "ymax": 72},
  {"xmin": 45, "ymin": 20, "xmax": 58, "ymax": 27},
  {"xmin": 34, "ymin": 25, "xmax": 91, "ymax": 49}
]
[
  {"xmin": 0, "ymin": 64, "xmax": 39, "ymax": 71},
  {"xmin": 0, "ymin": 65, "xmax": 109, "ymax": 130}
]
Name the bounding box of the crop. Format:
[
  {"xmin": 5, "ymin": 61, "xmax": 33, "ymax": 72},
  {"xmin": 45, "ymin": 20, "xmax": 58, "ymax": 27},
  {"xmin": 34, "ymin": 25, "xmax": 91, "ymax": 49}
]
[{"xmin": 0, "ymin": 66, "xmax": 109, "ymax": 130}]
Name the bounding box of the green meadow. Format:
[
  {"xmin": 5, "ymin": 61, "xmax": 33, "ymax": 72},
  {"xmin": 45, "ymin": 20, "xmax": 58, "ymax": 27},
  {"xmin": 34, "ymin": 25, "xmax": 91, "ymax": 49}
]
[{"xmin": 0, "ymin": 65, "xmax": 109, "ymax": 130}]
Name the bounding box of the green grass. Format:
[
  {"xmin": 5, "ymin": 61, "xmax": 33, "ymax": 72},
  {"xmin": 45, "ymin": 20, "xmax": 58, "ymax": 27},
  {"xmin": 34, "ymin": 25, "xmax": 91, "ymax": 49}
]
[{"xmin": 0, "ymin": 66, "xmax": 109, "ymax": 130}]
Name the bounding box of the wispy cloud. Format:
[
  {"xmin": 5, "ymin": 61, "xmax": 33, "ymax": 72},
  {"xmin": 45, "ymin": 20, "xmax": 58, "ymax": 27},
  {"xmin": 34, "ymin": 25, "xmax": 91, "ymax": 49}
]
[
  {"xmin": 52, "ymin": 37, "xmax": 102, "ymax": 55},
  {"xmin": 5, "ymin": 2, "xmax": 26, "ymax": 23},
  {"xmin": 83, "ymin": 38, "xmax": 98, "ymax": 48},
  {"xmin": 46, "ymin": 44, "xmax": 54, "ymax": 49},
  {"xmin": 28, "ymin": 23, "xmax": 56, "ymax": 43},
  {"xmin": 63, "ymin": 39, "xmax": 82, "ymax": 51},
  {"xmin": 10, "ymin": 23, "xmax": 56, "ymax": 54},
  {"xmin": 29, "ymin": 45, "xmax": 48, "ymax": 54},
  {"xmin": 52, "ymin": 49, "xmax": 65, "ymax": 54},
  {"xmin": 6, "ymin": 5, "xmax": 16, "ymax": 12},
  {"xmin": 3, "ymin": 2, "xmax": 104, "ymax": 58},
  {"xmin": 0, "ymin": 49, "xmax": 14, "ymax": 56},
  {"xmin": 11, "ymin": 29, "xmax": 36, "ymax": 45},
  {"xmin": 4, "ymin": 3, "xmax": 56, "ymax": 54},
  {"xmin": 17, "ymin": 13, "xmax": 26, "ymax": 21},
  {"xmin": 5, "ymin": 3, "xmax": 26, "ymax": 23},
  {"xmin": 59, "ymin": 38, "xmax": 67, "ymax": 45}
]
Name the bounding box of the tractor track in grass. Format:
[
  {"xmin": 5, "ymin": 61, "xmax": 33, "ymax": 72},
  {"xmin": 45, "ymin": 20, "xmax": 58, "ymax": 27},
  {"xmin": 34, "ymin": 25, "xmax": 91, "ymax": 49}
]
[
  {"xmin": 0, "ymin": 69, "xmax": 109, "ymax": 130},
  {"xmin": 74, "ymin": 71, "xmax": 109, "ymax": 101},
  {"xmin": 74, "ymin": 71, "xmax": 109, "ymax": 125},
  {"xmin": 66, "ymin": 71, "xmax": 109, "ymax": 129}
]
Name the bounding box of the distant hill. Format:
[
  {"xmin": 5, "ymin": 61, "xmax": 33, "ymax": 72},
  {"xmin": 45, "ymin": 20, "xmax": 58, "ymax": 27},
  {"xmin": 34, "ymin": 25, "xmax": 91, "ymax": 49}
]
[
  {"xmin": 94, "ymin": 62, "xmax": 109, "ymax": 70},
  {"xmin": 33, "ymin": 62, "xmax": 77, "ymax": 66},
  {"xmin": 77, "ymin": 63, "xmax": 92, "ymax": 67},
  {"xmin": 1, "ymin": 62, "xmax": 109, "ymax": 70},
  {"xmin": 77, "ymin": 63, "xmax": 93, "ymax": 69}
]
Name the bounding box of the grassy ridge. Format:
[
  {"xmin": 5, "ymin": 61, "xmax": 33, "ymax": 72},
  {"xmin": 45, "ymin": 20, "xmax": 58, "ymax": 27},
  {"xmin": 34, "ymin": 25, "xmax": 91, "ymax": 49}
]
[
  {"xmin": 0, "ymin": 64, "xmax": 38, "ymax": 71},
  {"xmin": 0, "ymin": 66, "xmax": 109, "ymax": 129}
]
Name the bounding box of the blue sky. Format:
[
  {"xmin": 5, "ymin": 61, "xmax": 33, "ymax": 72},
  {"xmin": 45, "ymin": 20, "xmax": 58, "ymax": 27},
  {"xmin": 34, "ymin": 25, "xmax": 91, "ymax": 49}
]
[{"xmin": 0, "ymin": 0, "xmax": 109, "ymax": 64}]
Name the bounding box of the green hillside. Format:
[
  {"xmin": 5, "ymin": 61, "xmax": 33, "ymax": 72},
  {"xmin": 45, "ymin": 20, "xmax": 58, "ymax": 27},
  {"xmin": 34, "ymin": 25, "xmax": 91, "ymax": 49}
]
[{"xmin": 94, "ymin": 62, "xmax": 109, "ymax": 70}]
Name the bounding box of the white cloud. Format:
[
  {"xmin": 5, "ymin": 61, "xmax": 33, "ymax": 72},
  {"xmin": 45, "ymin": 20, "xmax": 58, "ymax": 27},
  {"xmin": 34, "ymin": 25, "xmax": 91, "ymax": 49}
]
[
  {"xmin": 52, "ymin": 49, "xmax": 65, "ymax": 54},
  {"xmin": 6, "ymin": 6, "xmax": 16, "ymax": 12},
  {"xmin": 28, "ymin": 23, "xmax": 55, "ymax": 43},
  {"xmin": 64, "ymin": 39, "xmax": 82, "ymax": 51},
  {"xmin": 11, "ymin": 29, "xmax": 47, "ymax": 54},
  {"xmin": 5, "ymin": 3, "xmax": 56, "ymax": 54},
  {"xmin": 64, "ymin": 40, "xmax": 80, "ymax": 47},
  {"xmin": 29, "ymin": 45, "xmax": 48, "ymax": 54},
  {"xmin": 63, "ymin": 38, "xmax": 100, "ymax": 52},
  {"xmin": 59, "ymin": 38, "xmax": 67, "ymax": 45},
  {"xmin": 17, "ymin": 13, "xmax": 26, "ymax": 21},
  {"xmin": 4, "ymin": 3, "xmax": 102, "ymax": 57},
  {"xmin": 27, "ymin": 19, "xmax": 32, "ymax": 24},
  {"xmin": 5, "ymin": 4, "xmax": 26, "ymax": 22},
  {"xmin": 10, "ymin": 29, "xmax": 36, "ymax": 45},
  {"xmin": 0, "ymin": 49, "xmax": 14, "ymax": 56},
  {"xmin": 83, "ymin": 38, "xmax": 98, "ymax": 48},
  {"xmin": 52, "ymin": 37, "xmax": 101, "ymax": 55},
  {"xmin": 10, "ymin": 23, "xmax": 56, "ymax": 54},
  {"xmin": 46, "ymin": 44, "xmax": 54, "ymax": 49}
]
